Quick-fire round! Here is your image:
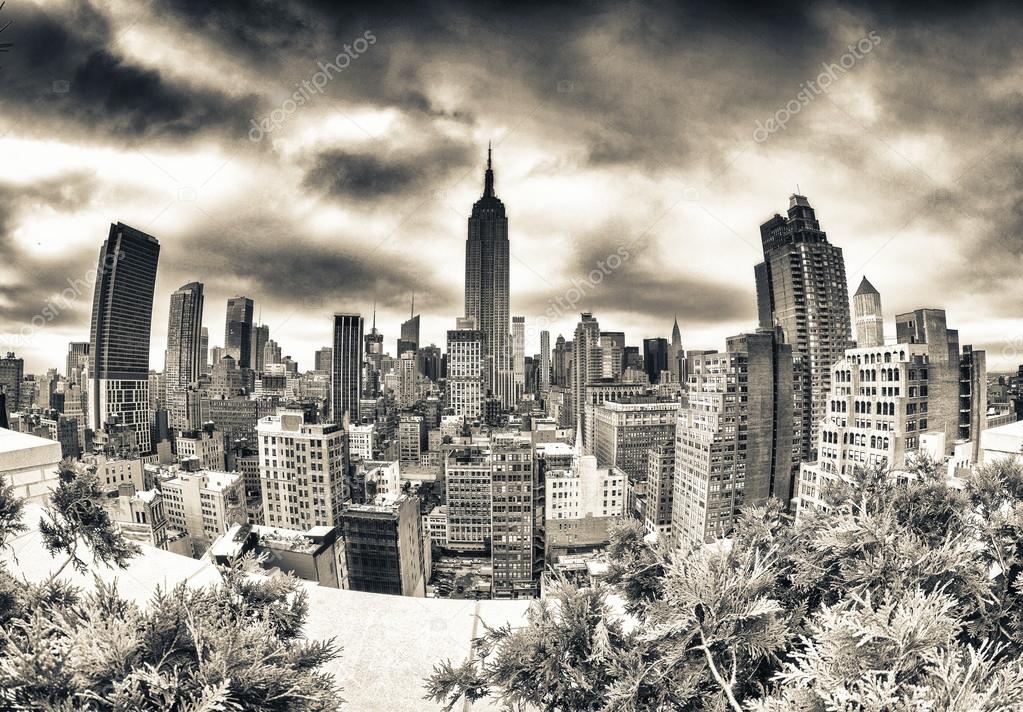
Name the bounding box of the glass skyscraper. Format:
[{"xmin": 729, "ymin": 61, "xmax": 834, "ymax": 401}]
[
  {"xmin": 165, "ymin": 281, "xmax": 204, "ymax": 434},
  {"xmin": 88, "ymin": 222, "xmax": 160, "ymax": 453},
  {"xmin": 332, "ymin": 313, "xmax": 364, "ymax": 425},
  {"xmin": 225, "ymin": 296, "xmax": 254, "ymax": 369}
]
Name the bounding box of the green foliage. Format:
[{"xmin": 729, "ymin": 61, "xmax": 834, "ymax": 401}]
[
  {"xmin": 603, "ymin": 519, "xmax": 665, "ymax": 616},
  {"xmin": 426, "ymin": 576, "xmax": 630, "ymax": 712},
  {"xmin": 0, "ymin": 468, "xmax": 345, "ymax": 711},
  {"xmin": 37, "ymin": 459, "xmax": 141, "ymax": 579},
  {"xmin": 425, "ymin": 458, "xmax": 1023, "ymax": 711}
]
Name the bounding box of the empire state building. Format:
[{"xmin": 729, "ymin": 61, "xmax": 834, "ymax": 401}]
[{"xmin": 464, "ymin": 146, "xmax": 512, "ymax": 405}]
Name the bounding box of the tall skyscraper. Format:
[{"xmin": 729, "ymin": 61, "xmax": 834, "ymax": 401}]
[
  {"xmin": 88, "ymin": 222, "xmax": 160, "ymax": 453},
  {"xmin": 553, "ymin": 335, "xmax": 568, "ymax": 386},
  {"xmin": 363, "ymin": 303, "xmax": 384, "ymax": 398},
  {"xmin": 512, "ymin": 316, "xmax": 526, "ymax": 398},
  {"xmin": 332, "ymin": 313, "xmax": 364, "ymax": 425},
  {"xmin": 571, "ymin": 313, "xmax": 602, "ymax": 443},
  {"xmin": 66, "ymin": 342, "xmax": 90, "ymax": 381},
  {"xmin": 673, "ymin": 329, "xmax": 794, "ymax": 548},
  {"xmin": 668, "ymin": 317, "xmax": 685, "ymax": 382},
  {"xmin": 165, "ymin": 282, "xmax": 204, "ymax": 435},
  {"xmin": 225, "ymin": 296, "xmax": 254, "ymax": 369},
  {"xmin": 755, "ymin": 194, "xmax": 851, "ymax": 463},
  {"xmin": 539, "ymin": 330, "xmax": 551, "ymax": 395},
  {"xmin": 263, "ymin": 339, "xmax": 282, "ymax": 367},
  {"xmin": 210, "ymin": 346, "xmax": 227, "ymax": 370},
  {"xmin": 199, "ymin": 327, "xmax": 209, "ymax": 375},
  {"xmin": 599, "ymin": 331, "xmax": 625, "ymax": 380},
  {"xmin": 399, "ymin": 294, "xmax": 420, "ymax": 356},
  {"xmin": 315, "ymin": 347, "xmax": 333, "ymax": 372},
  {"xmin": 165, "ymin": 282, "xmax": 204, "ymax": 392},
  {"xmin": 250, "ymin": 323, "xmax": 269, "ymax": 372},
  {"xmin": 853, "ymin": 276, "xmax": 884, "ymax": 347},
  {"xmin": 365, "ymin": 303, "xmax": 384, "ymax": 356},
  {"xmin": 643, "ymin": 337, "xmax": 669, "ymax": 384},
  {"xmin": 464, "ymin": 145, "xmax": 512, "ymax": 405}
]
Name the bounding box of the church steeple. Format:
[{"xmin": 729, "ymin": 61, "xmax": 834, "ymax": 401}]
[{"xmin": 483, "ymin": 142, "xmax": 495, "ymax": 197}]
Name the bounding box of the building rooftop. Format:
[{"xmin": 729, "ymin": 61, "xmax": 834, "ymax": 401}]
[
  {"xmin": 134, "ymin": 489, "xmax": 160, "ymax": 504},
  {"xmin": 536, "ymin": 442, "xmax": 575, "ymax": 456},
  {"xmin": 164, "ymin": 469, "xmax": 240, "ymax": 493},
  {"xmin": 0, "ymin": 426, "xmax": 62, "ymax": 460},
  {"xmin": 1, "ymin": 504, "xmax": 529, "ymax": 711}
]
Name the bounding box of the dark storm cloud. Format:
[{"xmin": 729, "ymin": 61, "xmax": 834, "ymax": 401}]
[
  {"xmin": 516, "ymin": 220, "xmax": 751, "ymax": 325},
  {"xmin": 302, "ymin": 138, "xmax": 474, "ymax": 201},
  {"xmin": 5, "ymin": 0, "xmax": 1023, "ymax": 366},
  {"xmin": 0, "ymin": 174, "xmax": 103, "ymax": 329},
  {"xmin": 149, "ymin": 0, "xmax": 839, "ymax": 170},
  {"xmin": 0, "ymin": 2, "xmax": 259, "ymax": 142},
  {"xmin": 170, "ymin": 218, "xmax": 459, "ymax": 313}
]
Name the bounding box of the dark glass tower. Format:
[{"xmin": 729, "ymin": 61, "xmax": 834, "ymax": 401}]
[
  {"xmin": 251, "ymin": 323, "xmax": 269, "ymax": 372},
  {"xmin": 464, "ymin": 146, "xmax": 511, "ymax": 404},
  {"xmin": 165, "ymin": 281, "xmax": 204, "ymax": 434},
  {"xmin": 643, "ymin": 337, "xmax": 669, "ymax": 384},
  {"xmin": 754, "ymin": 195, "xmax": 851, "ymax": 467},
  {"xmin": 165, "ymin": 282, "xmax": 204, "ymax": 391},
  {"xmin": 399, "ymin": 295, "xmax": 420, "ymax": 355},
  {"xmin": 225, "ymin": 296, "xmax": 254, "ymax": 369},
  {"xmin": 332, "ymin": 313, "xmax": 364, "ymax": 425},
  {"xmin": 88, "ymin": 222, "xmax": 160, "ymax": 452}
]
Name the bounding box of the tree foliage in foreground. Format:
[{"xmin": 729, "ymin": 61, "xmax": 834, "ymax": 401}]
[
  {"xmin": 0, "ymin": 461, "xmax": 344, "ymax": 711},
  {"xmin": 426, "ymin": 457, "xmax": 1023, "ymax": 711}
]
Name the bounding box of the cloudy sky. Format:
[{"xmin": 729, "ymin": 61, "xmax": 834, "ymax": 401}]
[{"xmin": 1, "ymin": 0, "xmax": 1022, "ymax": 374}]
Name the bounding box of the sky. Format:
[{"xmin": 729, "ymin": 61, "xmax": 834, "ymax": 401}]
[{"xmin": 1, "ymin": 0, "xmax": 1022, "ymax": 374}]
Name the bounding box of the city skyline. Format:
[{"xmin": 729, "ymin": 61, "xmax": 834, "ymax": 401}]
[
  {"xmin": 2, "ymin": 4, "xmax": 1022, "ymax": 708},
  {"xmin": 2, "ymin": 2, "xmax": 1022, "ymax": 374}
]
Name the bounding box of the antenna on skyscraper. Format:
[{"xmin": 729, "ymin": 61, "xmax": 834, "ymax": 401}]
[
  {"xmin": 487, "ymin": 141, "xmax": 492, "ymax": 169},
  {"xmin": 372, "ymin": 299, "xmax": 377, "ymax": 330},
  {"xmin": 411, "ymin": 291, "xmax": 415, "ymax": 318}
]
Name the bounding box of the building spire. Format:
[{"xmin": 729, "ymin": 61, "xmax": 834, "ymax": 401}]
[
  {"xmin": 410, "ymin": 290, "xmax": 415, "ymax": 318},
  {"xmin": 372, "ymin": 299, "xmax": 377, "ymax": 331},
  {"xmin": 483, "ymin": 143, "xmax": 495, "ymax": 197}
]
